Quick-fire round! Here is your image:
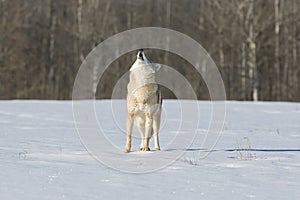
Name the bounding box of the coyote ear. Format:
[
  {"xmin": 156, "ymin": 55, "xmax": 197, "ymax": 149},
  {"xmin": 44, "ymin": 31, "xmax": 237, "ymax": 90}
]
[{"xmin": 154, "ymin": 63, "xmax": 161, "ymax": 71}]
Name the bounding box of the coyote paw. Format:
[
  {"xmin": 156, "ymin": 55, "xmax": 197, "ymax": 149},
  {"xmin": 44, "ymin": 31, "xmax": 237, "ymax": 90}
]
[
  {"xmin": 139, "ymin": 147, "xmax": 150, "ymax": 151},
  {"xmin": 125, "ymin": 146, "xmax": 131, "ymax": 153},
  {"xmin": 155, "ymin": 147, "xmax": 160, "ymax": 151}
]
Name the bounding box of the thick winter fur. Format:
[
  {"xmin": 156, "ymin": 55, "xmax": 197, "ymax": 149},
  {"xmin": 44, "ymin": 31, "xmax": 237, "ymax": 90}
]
[{"xmin": 125, "ymin": 50, "xmax": 162, "ymax": 153}]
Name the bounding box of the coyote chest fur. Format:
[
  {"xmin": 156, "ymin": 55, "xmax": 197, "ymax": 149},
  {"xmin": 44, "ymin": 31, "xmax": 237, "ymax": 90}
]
[{"xmin": 125, "ymin": 50, "xmax": 162, "ymax": 153}]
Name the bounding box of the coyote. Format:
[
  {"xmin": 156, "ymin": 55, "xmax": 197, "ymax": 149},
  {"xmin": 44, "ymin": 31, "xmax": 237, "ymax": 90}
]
[{"xmin": 125, "ymin": 49, "xmax": 162, "ymax": 153}]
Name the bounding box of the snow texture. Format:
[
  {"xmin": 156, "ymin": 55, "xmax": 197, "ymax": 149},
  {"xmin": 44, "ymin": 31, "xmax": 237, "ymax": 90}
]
[{"xmin": 0, "ymin": 100, "xmax": 300, "ymax": 200}]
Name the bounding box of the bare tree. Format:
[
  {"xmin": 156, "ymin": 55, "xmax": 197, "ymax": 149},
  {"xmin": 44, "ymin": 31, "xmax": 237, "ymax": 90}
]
[
  {"xmin": 246, "ymin": 0, "xmax": 258, "ymax": 101},
  {"xmin": 274, "ymin": 0, "xmax": 282, "ymax": 100}
]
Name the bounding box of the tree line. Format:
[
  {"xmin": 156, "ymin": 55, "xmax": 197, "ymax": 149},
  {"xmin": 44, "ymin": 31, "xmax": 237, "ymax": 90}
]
[{"xmin": 0, "ymin": 0, "xmax": 299, "ymax": 101}]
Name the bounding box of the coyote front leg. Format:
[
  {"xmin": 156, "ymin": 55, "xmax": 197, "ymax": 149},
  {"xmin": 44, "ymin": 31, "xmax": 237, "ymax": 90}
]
[
  {"xmin": 125, "ymin": 114, "xmax": 134, "ymax": 153},
  {"xmin": 140, "ymin": 115, "xmax": 152, "ymax": 151}
]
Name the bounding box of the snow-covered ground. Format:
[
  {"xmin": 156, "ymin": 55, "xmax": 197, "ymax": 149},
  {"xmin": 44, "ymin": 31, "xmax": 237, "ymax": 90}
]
[{"xmin": 0, "ymin": 100, "xmax": 299, "ymax": 200}]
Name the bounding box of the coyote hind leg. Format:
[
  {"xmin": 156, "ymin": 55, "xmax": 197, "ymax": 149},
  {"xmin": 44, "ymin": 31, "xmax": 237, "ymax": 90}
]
[{"xmin": 153, "ymin": 114, "xmax": 161, "ymax": 150}]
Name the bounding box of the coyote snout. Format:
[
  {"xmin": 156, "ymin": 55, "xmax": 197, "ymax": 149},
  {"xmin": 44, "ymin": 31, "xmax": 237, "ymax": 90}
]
[{"xmin": 125, "ymin": 50, "xmax": 162, "ymax": 153}]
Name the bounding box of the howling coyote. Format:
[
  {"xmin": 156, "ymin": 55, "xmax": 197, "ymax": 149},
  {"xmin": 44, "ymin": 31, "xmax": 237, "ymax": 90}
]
[{"xmin": 125, "ymin": 49, "xmax": 162, "ymax": 153}]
